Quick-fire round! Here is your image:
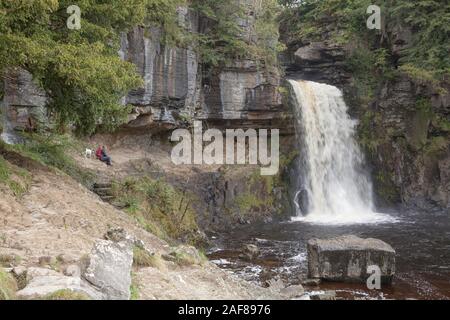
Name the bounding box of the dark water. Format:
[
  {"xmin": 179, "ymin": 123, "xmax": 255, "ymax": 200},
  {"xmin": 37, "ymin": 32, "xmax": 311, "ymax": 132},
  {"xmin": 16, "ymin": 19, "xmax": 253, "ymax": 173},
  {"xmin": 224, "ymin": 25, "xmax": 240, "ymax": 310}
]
[{"xmin": 207, "ymin": 210, "xmax": 450, "ymax": 300}]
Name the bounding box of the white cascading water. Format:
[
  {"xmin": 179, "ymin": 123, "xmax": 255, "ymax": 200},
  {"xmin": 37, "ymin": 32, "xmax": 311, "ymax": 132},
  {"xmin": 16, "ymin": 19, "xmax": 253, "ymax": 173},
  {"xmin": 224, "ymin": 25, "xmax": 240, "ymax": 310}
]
[{"xmin": 289, "ymin": 80, "xmax": 394, "ymax": 225}]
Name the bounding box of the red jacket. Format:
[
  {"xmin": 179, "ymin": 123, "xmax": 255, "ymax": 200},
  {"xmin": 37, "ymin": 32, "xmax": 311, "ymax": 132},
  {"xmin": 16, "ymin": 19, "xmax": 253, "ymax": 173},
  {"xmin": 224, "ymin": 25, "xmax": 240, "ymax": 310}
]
[{"xmin": 96, "ymin": 147, "xmax": 102, "ymax": 159}]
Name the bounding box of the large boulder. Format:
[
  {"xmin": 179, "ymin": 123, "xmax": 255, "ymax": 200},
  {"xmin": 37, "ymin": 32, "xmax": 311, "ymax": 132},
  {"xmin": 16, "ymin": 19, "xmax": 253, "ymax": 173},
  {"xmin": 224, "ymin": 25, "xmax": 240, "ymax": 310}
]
[
  {"xmin": 307, "ymin": 235, "xmax": 395, "ymax": 284},
  {"xmin": 16, "ymin": 267, "xmax": 103, "ymax": 300},
  {"xmin": 81, "ymin": 240, "xmax": 133, "ymax": 300}
]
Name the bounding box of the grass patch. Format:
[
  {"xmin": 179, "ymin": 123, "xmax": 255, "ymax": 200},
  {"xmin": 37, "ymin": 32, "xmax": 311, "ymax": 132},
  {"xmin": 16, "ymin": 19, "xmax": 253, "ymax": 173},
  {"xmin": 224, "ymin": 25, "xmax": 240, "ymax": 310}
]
[
  {"xmin": 229, "ymin": 168, "xmax": 285, "ymax": 218},
  {"xmin": 130, "ymin": 273, "xmax": 140, "ymax": 300},
  {"xmin": 0, "ymin": 254, "xmax": 21, "ymax": 268},
  {"xmin": 133, "ymin": 247, "xmax": 165, "ymax": 270},
  {"xmin": 235, "ymin": 193, "xmax": 266, "ymax": 213},
  {"xmin": 0, "ymin": 269, "xmax": 18, "ymax": 300},
  {"xmin": 43, "ymin": 289, "xmax": 90, "ymax": 300},
  {"xmin": 7, "ymin": 133, "xmax": 94, "ymax": 187},
  {"xmin": 0, "ymin": 155, "xmax": 31, "ymax": 197},
  {"xmin": 425, "ymin": 137, "xmax": 448, "ymax": 156},
  {"xmin": 168, "ymin": 246, "xmax": 208, "ymax": 267},
  {"xmin": 112, "ymin": 177, "xmax": 201, "ymax": 245}
]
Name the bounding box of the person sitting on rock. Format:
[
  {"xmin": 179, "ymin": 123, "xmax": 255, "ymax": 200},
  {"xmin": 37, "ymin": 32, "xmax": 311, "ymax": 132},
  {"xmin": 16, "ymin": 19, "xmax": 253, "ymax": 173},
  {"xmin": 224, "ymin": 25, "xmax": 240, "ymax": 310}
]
[
  {"xmin": 95, "ymin": 146, "xmax": 102, "ymax": 160},
  {"xmin": 97, "ymin": 145, "xmax": 112, "ymax": 166}
]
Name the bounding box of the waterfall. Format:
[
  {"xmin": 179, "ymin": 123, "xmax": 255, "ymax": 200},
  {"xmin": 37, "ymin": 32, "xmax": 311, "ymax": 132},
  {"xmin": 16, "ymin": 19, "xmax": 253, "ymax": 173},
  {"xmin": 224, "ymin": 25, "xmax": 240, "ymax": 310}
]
[{"xmin": 289, "ymin": 80, "xmax": 394, "ymax": 225}]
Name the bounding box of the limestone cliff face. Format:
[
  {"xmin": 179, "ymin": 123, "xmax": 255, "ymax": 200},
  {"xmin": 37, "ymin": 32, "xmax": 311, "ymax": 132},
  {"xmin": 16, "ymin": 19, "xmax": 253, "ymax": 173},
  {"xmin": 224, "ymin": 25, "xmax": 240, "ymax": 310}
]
[
  {"xmin": 282, "ymin": 25, "xmax": 450, "ymax": 211},
  {"xmin": 119, "ymin": 5, "xmax": 290, "ymax": 132},
  {"xmin": 373, "ymin": 77, "xmax": 449, "ymax": 210},
  {"xmin": 119, "ymin": 8, "xmax": 200, "ymax": 130},
  {"xmin": 197, "ymin": 1, "xmax": 287, "ymax": 130},
  {"xmin": 198, "ymin": 60, "xmax": 285, "ymax": 129},
  {"xmin": 1, "ymin": 68, "xmax": 47, "ymax": 142},
  {"xmin": 1, "ymin": 4, "xmax": 289, "ymax": 136},
  {"xmin": 282, "ymin": 41, "xmax": 350, "ymax": 88}
]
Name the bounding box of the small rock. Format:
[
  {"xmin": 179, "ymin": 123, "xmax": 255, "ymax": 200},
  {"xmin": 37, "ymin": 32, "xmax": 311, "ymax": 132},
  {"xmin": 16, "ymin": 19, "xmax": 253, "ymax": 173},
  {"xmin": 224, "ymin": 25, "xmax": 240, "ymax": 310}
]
[
  {"xmin": 302, "ymin": 278, "xmax": 321, "ymax": 286},
  {"xmin": 12, "ymin": 266, "xmax": 28, "ymax": 290},
  {"xmin": 64, "ymin": 265, "xmax": 81, "ymax": 277},
  {"xmin": 161, "ymin": 254, "xmax": 177, "ymax": 262},
  {"xmin": 263, "ymin": 217, "xmax": 273, "ymax": 223},
  {"xmin": 280, "ymin": 285, "xmax": 305, "ymax": 298},
  {"xmin": 238, "ymin": 217, "xmax": 251, "ymax": 225},
  {"xmin": 104, "ymin": 228, "xmax": 128, "ymax": 243},
  {"xmin": 266, "ymin": 278, "xmax": 285, "ymax": 291},
  {"xmin": 56, "ymin": 254, "xmax": 77, "ymax": 264},
  {"xmin": 12, "ymin": 266, "xmax": 27, "ymax": 277},
  {"xmin": 104, "ymin": 228, "xmax": 147, "ymax": 251},
  {"xmin": 310, "ymin": 290, "xmax": 336, "ymax": 301},
  {"xmin": 240, "ymin": 244, "xmax": 260, "ymax": 261},
  {"xmin": 38, "ymin": 256, "xmax": 55, "ymax": 266}
]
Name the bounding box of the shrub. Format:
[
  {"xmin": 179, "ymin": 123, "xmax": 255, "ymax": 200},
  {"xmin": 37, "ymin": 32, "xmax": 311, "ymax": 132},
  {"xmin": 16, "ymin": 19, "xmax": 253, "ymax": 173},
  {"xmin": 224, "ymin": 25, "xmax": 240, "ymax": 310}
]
[
  {"xmin": 113, "ymin": 177, "xmax": 200, "ymax": 244},
  {"xmin": 10, "ymin": 133, "xmax": 94, "ymax": 186},
  {"xmin": 0, "ymin": 155, "xmax": 30, "ymax": 197},
  {"xmin": 169, "ymin": 246, "xmax": 208, "ymax": 267},
  {"xmin": 0, "ymin": 269, "xmax": 17, "ymax": 300},
  {"xmin": 0, "ymin": 254, "xmax": 21, "ymax": 267},
  {"xmin": 133, "ymin": 247, "xmax": 165, "ymax": 269},
  {"xmin": 130, "ymin": 278, "xmax": 140, "ymax": 301}
]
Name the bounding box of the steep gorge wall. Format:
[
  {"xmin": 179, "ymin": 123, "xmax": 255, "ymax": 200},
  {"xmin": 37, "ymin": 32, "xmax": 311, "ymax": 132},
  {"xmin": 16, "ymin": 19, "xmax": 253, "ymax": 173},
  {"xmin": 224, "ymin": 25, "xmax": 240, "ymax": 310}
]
[
  {"xmin": 117, "ymin": 5, "xmax": 292, "ymax": 133},
  {"xmin": 0, "ymin": 68, "xmax": 47, "ymax": 142},
  {"xmin": 1, "ymin": 3, "xmax": 292, "ymax": 135},
  {"xmin": 4, "ymin": 3, "xmax": 446, "ymax": 214}
]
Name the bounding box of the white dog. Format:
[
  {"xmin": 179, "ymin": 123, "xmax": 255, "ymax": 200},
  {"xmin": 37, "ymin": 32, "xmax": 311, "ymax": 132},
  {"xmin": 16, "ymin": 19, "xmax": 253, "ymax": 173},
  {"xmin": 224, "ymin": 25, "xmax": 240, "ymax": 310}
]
[{"xmin": 84, "ymin": 148, "xmax": 94, "ymax": 159}]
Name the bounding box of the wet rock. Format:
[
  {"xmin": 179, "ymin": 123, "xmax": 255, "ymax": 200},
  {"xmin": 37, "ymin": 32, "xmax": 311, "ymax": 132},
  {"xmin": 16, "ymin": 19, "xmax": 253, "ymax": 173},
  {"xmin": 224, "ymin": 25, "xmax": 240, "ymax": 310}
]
[
  {"xmin": 307, "ymin": 235, "xmax": 396, "ymax": 284},
  {"xmin": 167, "ymin": 245, "xmax": 205, "ymax": 266},
  {"xmin": 284, "ymin": 41, "xmax": 349, "ymax": 88},
  {"xmin": 240, "ymin": 244, "xmax": 260, "ymax": 261},
  {"xmin": 280, "ymin": 285, "xmax": 305, "ymax": 298},
  {"xmin": 310, "ymin": 290, "xmax": 336, "ymax": 301},
  {"xmin": 238, "ymin": 217, "xmax": 251, "ymax": 225},
  {"xmin": 82, "ymin": 240, "xmax": 133, "ymax": 300},
  {"xmin": 301, "ymin": 278, "xmax": 321, "ymax": 286}
]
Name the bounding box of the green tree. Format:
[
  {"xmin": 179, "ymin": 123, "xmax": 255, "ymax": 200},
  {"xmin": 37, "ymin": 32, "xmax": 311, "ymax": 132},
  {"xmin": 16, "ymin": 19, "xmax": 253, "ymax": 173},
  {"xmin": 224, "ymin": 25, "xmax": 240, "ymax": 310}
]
[{"xmin": 0, "ymin": 0, "xmax": 183, "ymax": 135}]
